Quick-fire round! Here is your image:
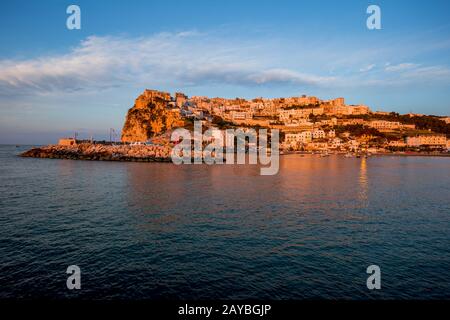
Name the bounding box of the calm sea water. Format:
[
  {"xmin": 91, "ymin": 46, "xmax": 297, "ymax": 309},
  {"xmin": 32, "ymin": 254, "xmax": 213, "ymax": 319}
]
[{"xmin": 0, "ymin": 145, "xmax": 449, "ymax": 300}]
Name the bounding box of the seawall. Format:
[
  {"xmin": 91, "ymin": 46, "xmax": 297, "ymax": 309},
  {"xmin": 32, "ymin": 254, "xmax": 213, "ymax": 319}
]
[{"xmin": 20, "ymin": 143, "xmax": 172, "ymax": 162}]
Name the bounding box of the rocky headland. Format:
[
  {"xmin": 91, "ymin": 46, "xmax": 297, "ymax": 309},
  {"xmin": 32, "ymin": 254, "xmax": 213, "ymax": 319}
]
[
  {"xmin": 121, "ymin": 89, "xmax": 185, "ymax": 142},
  {"xmin": 21, "ymin": 89, "xmax": 188, "ymax": 162}
]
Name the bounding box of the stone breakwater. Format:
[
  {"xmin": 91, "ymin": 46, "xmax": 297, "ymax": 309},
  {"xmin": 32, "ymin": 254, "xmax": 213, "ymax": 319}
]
[{"xmin": 20, "ymin": 143, "xmax": 172, "ymax": 162}]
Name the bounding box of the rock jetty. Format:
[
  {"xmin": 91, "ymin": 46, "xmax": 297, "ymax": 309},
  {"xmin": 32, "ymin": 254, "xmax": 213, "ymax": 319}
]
[{"xmin": 20, "ymin": 143, "xmax": 172, "ymax": 162}]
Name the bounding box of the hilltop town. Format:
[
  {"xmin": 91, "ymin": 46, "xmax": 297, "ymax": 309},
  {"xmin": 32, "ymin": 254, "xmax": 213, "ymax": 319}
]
[{"xmin": 120, "ymin": 89, "xmax": 450, "ymax": 154}]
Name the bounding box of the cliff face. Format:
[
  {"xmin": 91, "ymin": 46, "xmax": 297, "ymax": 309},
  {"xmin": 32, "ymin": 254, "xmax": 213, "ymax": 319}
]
[{"xmin": 121, "ymin": 89, "xmax": 183, "ymax": 142}]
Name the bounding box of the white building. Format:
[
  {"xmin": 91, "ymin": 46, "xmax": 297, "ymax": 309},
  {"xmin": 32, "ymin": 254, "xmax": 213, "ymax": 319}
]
[
  {"xmin": 285, "ymin": 131, "xmax": 312, "ymax": 145},
  {"xmin": 312, "ymin": 129, "xmax": 326, "ymax": 139},
  {"xmin": 279, "ymin": 107, "xmax": 324, "ymax": 121},
  {"xmin": 347, "ymin": 105, "xmax": 370, "ymax": 115},
  {"xmin": 368, "ymin": 120, "xmax": 401, "ymax": 131},
  {"xmin": 230, "ymin": 111, "xmax": 251, "ymax": 121},
  {"xmin": 283, "ymin": 118, "xmax": 314, "ymax": 129},
  {"xmin": 406, "ymin": 134, "xmax": 447, "ymax": 147}
]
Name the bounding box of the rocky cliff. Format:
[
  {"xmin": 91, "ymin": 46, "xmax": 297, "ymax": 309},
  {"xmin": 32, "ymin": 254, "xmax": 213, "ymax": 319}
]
[{"xmin": 121, "ymin": 89, "xmax": 184, "ymax": 142}]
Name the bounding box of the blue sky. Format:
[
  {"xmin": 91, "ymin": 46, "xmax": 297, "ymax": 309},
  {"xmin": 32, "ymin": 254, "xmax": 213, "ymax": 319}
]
[{"xmin": 1, "ymin": 0, "xmax": 450, "ymax": 144}]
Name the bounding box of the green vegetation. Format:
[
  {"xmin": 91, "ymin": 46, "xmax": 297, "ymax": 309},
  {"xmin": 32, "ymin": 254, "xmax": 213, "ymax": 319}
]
[
  {"xmin": 334, "ymin": 124, "xmax": 384, "ymax": 137},
  {"xmin": 284, "ymin": 103, "xmax": 321, "ymax": 110},
  {"xmin": 212, "ymin": 116, "xmax": 235, "ymax": 129},
  {"xmin": 345, "ymin": 113, "xmax": 450, "ymax": 136}
]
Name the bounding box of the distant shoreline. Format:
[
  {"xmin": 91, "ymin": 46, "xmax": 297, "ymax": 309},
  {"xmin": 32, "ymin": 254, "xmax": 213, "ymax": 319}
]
[
  {"xmin": 18, "ymin": 144, "xmax": 450, "ymax": 163},
  {"xmin": 282, "ymin": 151, "xmax": 450, "ymax": 157}
]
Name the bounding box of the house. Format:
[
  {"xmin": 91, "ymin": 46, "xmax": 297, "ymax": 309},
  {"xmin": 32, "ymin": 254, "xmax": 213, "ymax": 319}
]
[
  {"xmin": 58, "ymin": 138, "xmax": 77, "ymax": 146},
  {"xmin": 368, "ymin": 120, "xmax": 401, "ymax": 131},
  {"xmin": 284, "ymin": 131, "xmax": 312, "ymax": 146},
  {"xmin": 312, "ymin": 129, "xmax": 326, "ymax": 139},
  {"xmin": 283, "ymin": 119, "xmax": 314, "ymax": 129},
  {"xmin": 278, "ymin": 106, "xmax": 323, "ymax": 121},
  {"xmin": 347, "ymin": 105, "xmax": 370, "ymax": 115},
  {"xmin": 230, "ymin": 111, "xmax": 252, "ymax": 121},
  {"xmin": 406, "ymin": 134, "xmax": 447, "ymax": 147}
]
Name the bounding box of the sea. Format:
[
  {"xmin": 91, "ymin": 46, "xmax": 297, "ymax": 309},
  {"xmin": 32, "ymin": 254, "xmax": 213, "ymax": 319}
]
[{"xmin": 0, "ymin": 145, "xmax": 449, "ymax": 299}]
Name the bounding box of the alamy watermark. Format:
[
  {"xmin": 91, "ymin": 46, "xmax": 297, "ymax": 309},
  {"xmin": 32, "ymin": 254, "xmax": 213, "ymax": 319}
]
[
  {"xmin": 366, "ymin": 264, "xmax": 381, "ymax": 290},
  {"xmin": 66, "ymin": 265, "xmax": 81, "ymax": 290},
  {"xmin": 170, "ymin": 121, "xmax": 280, "ymax": 176},
  {"xmin": 66, "ymin": 4, "xmax": 381, "ymax": 31},
  {"xmin": 66, "ymin": 5, "xmax": 81, "ymax": 30},
  {"xmin": 366, "ymin": 5, "xmax": 381, "ymax": 30}
]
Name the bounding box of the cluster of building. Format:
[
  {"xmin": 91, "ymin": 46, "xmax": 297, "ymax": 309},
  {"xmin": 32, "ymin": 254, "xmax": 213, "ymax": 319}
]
[
  {"xmin": 175, "ymin": 94, "xmax": 371, "ymax": 124},
  {"xmin": 122, "ymin": 90, "xmax": 450, "ymax": 153},
  {"xmin": 393, "ymin": 135, "xmax": 448, "ymax": 148},
  {"xmin": 283, "ymin": 131, "xmax": 449, "ymax": 152}
]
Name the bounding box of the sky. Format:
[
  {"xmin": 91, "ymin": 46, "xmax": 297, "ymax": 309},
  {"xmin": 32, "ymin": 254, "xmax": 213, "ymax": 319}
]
[{"xmin": 0, "ymin": 0, "xmax": 450, "ymax": 144}]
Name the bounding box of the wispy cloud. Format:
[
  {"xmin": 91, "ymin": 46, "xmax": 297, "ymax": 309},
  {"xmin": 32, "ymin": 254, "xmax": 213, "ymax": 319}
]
[
  {"xmin": 1, "ymin": 31, "xmax": 449, "ymax": 100},
  {"xmin": 359, "ymin": 64, "xmax": 376, "ymax": 72},
  {"xmin": 0, "ymin": 32, "xmax": 334, "ymax": 96},
  {"xmin": 384, "ymin": 63, "xmax": 419, "ymax": 72},
  {"xmin": 381, "ymin": 62, "xmax": 450, "ymax": 84}
]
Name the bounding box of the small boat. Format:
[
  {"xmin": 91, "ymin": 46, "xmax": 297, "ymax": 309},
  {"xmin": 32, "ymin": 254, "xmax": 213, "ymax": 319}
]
[
  {"xmin": 320, "ymin": 152, "xmax": 330, "ymax": 157},
  {"xmin": 344, "ymin": 153, "xmax": 352, "ymax": 158}
]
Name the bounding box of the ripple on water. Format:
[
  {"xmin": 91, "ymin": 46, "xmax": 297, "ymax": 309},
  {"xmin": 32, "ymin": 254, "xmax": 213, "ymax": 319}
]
[{"xmin": 1, "ymin": 147, "xmax": 450, "ymax": 299}]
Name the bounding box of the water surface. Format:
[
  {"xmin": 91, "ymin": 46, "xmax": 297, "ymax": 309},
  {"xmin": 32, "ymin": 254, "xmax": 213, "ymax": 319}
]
[{"xmin": 1, "ymin": 145, "xmax": 449, "ymax": 299}]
